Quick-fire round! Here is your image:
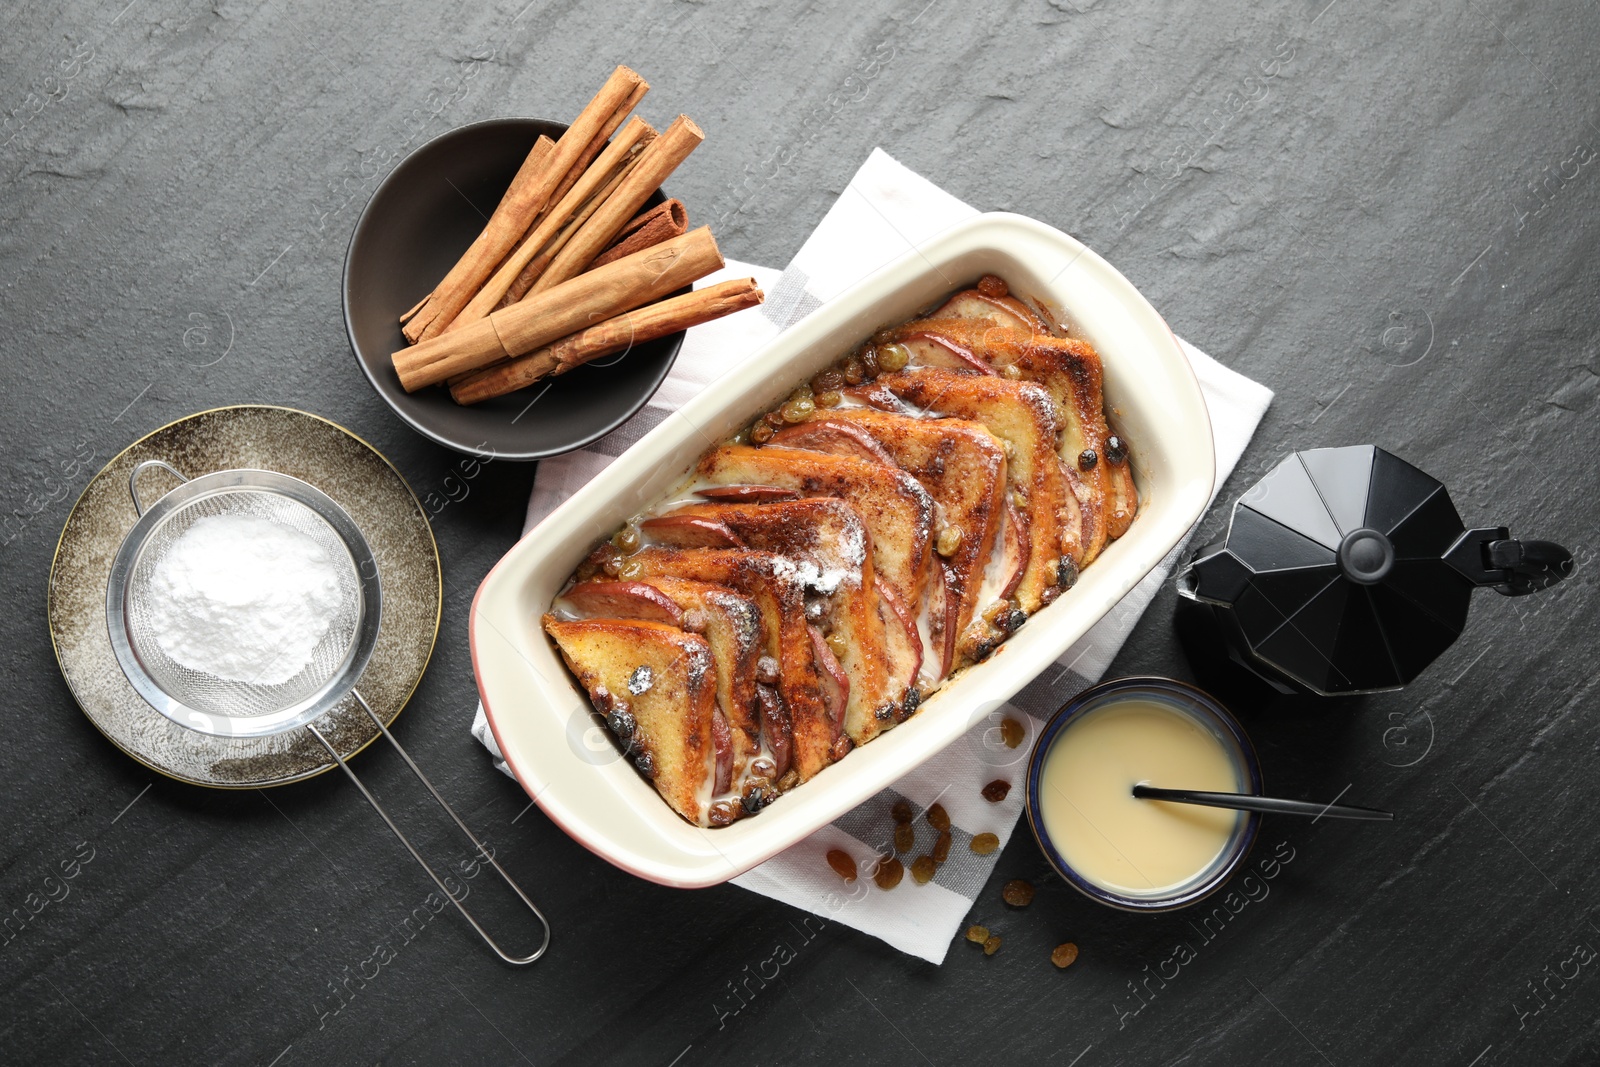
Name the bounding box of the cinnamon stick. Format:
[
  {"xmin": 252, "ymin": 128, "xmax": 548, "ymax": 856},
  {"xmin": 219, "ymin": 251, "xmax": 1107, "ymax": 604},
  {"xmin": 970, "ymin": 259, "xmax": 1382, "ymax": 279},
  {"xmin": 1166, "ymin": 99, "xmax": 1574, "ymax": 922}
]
[
  {"xmin": 391, "ymin": 226, "xmax": 724, "ymax": 392},
  {"xmin": 591, "ymin": 199, "xmax": 687, "ymax": 270},
  {"xmin": 453, "ymin": 116, "xmax": 657, "ymax": 328},
  {"xmin": 529, "ymin": 114, "xmax": 704, "ymax": 296},
  {"xmin": 450, "ymin": 277, "xmax": 764, "ymax": 404},
  {"xmin": 496, "ymin": 154, "xmax": 640, "ymax": 309},
  {"xmin": 404, "ymin": 65, "xmax": 648, "ymax": 343},
  {"xmin": 399, "ymin": 133, "xmax": 556, "ymax": 344}
]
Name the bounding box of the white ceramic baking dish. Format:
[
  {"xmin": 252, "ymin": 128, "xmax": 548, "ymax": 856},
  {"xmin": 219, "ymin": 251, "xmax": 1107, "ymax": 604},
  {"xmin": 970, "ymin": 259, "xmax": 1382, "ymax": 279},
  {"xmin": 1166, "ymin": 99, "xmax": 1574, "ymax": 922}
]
[{"xmin": 472, "ymin": 211, "xmax": 1215, "ymax": 887}]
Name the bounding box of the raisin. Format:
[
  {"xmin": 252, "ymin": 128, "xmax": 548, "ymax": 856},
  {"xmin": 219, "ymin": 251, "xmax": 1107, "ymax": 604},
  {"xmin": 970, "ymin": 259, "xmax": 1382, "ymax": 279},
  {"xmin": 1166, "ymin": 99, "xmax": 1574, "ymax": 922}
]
[
  {"xmin": 812, "ymin": 368, "xmax": 845, "ymax": 394},
  {"xmin": 742, "ymin": 789, "xmax": 767, "ymax": 815},
  {"xmin": 1000, "ymin": 363, "xmax": 1022, "ymax": 380},
  {"xmin": 1002, "ymin": 879, "xmax": 1035, "ymax": 907},
  {"xmin": 617, "ymin": 558, "xmax": 643, "ymax": 580},
  {"xmin": 750, "ymin": 422, "xmax": 775, "ymax": 444},
  {"xmin": 873, "ymin": 857, "xmax": 904, "ymax": 890},
  {"xmin": 983, "ymin": 935, "xmax": 1003, "ymax": 956},
  {"xmin": 932, "ymin": 831, "xmax": 952, "ymax": 864},
  {"xmin": 860, "ymin": 346, "xmax": 880, "ymax": 379},
  {"xmin": 1077, "ymin": 448, "xmax": 1098, "ymax": 471},
  {"xmin": 982, "ymin": 779, "xmax": 1011, "ymax": 802},
  {"xmin": 911, "ymin": 856, "xmax": 937, "ymax": 884},
  {"xmin": 976, "ymin": 275, "xmax": 1008, "ymax": 298},
  {"xmin": 633, "ymin": 751, "xmax": 655, "ymax": 778},
  {"xmin": 601, "ymin": 553, "xmax": 624, "ymax": 578},
  {"xmin": 966, "ymin": 925, "xmax": 990, "ymax": 944},
  {"xmin": 842, "ymin": 356, "xmax": 865, "ymax": 385},
  {"xmin": 816, "ymin": 389, "xmax": 843, "ymax": 408},
  {"xmin": 763, "ymin": 410, "xmax": 786, "ymax": 428},
  {"xmin": 606, "ymin": 709, "xmax": 636, "ymax": 740},
  {"xmin": 1051, "ymin": 942, "xmax": 1079, "ymax": 969},
  {"xmin": 894, "ymin": 822, "xmax": 914, "ymax": 853},
  {"xmin": 749, "ymin": 757, "xmax": 776, "ymax": 780},
  {"xmin": 970, "ymin": 832, "xmax": 1000, "ymax": 855},
  {"xmin": 926, "ymin": 802, "xmax": 951, "ymax": 832},
  {"xmin": 612, "ymin": 524, "xmax": 641, "ymax": 553},
  {"xmin": 935, "ymin": 526, "xmax": 963, "ymax": 558},
  {"xmin": 1000, "ymin": 718, "xmax": 1025, "ymax": 748},
  {"xmin": 877, "ymin": 342, "xmax": 911, "ymax": 372},
  {"xmin": 891, "ymin": 799, "xmax": 913, "ymax": 823},
  {"xmin": 825, "ymin": 630, "xmax": 849, "ymax": 660},
  {"xmin": 708, "ymin": 800, "xmax": 741, "ymax": 826},
  {"xmin": 826, "ymin": 849, "xmax": 857, "ymax": 882},
  {"xmin": 1106, "ymin": 434, "xmax": 1127, "ymax": 463},
  {"xmin": 781, "ymin": 397, "xmax": 815, "ymax": 423}
]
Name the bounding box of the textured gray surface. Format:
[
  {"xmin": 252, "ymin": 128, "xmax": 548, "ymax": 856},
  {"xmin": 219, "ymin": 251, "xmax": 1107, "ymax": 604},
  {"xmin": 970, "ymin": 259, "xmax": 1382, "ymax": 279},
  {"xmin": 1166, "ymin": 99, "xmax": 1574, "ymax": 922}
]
[{"xmin": 2, "ymin": 1, "xmax": 1596, "ymax": 1064}]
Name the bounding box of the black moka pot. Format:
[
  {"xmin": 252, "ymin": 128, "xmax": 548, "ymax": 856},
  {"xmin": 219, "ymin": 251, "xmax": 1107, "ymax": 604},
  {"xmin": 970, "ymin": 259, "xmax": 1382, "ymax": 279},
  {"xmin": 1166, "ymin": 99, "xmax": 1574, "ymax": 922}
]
[{"xmin": 1176, "ymin": 446, "xmax": 1573, "ymax": 696}]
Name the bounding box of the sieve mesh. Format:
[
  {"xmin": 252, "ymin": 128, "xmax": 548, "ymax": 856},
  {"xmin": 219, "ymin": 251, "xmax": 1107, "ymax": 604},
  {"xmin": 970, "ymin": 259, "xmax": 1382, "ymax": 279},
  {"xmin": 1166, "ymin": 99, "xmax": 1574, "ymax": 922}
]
[{"xmin": 122, "ymin": 488, "xmax": 364, "ymax": 719}]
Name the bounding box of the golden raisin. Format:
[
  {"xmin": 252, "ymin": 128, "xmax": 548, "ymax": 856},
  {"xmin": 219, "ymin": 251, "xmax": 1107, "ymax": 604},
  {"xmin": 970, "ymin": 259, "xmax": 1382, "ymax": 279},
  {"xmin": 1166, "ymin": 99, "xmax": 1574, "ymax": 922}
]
[
  {"xmin": 932, "ymin": 831, "xmax": 952, "ymax": 864},
  {"xmin": 612, "ymin": 524, "xmax": 641, "ymax": 554},
  {"xmin": 1000, "ymin": 363, "xmax": 1023, "ymax": 380},
  {"xmin": 891, "ymin": 799, "xmax": 913, "ymax": 823},
  {"xmin": 826, "ymin": 849, "xmax": 857, "ymax": 881},
  {"xmin": 983, "ymin": 935, "xmax": 1002, "ymax": 956},
  {"xmin": 926, "ymin": 802, "xmax": 951, "ymax": 832},
  {"xmin": 894, "ymin": 822, "xmax": 914, "ymax": 853},
  {"xmin": 825, "ymin": 630, "xmax": 849, "ymax": 661},
  {"xmin": 601, "ymin": 552, "xmax": 624, "ymax": 578},
  {"xmin": 1000, "ymin": 718, "xmax": 1025, "ymax": 748},
  {"xmin": 781, "ymin": 397, "xmax": 815, "ymax": 423},
  {"xmin": 873, "ymin": 857, "xmax": 904, "ymax": 890},
  {"xmin": 816, "ymin": 389, "xmax": 843, "ymax": 408},
  {"xmin": 877, "ymin": 342, "xmax": 911, "ymax": 372},
  {"xmin": 1051, "ymin": 942, "xmax": 1079, "ymax": 968},
  {"xmin": 763, "ymin": 410, "xmax": 786, "ymax": 428},
  {"xmin": 617, "ymin": 559, "xmax": 643, "ymax": 580},
  {"xmin": 911, "ymin": 856, "xmax": 937, "ymax": 884},
  {"xmin": 842, "ymin": 356, "xmax": 865, "ymax": 385},
  {"xmin": 970, "ymin": 832, "xmax": 1000, "ymax": 855},
  {"xmin": 750, "ymin": 422, "xmax": 775, "ymax": 444},
  {"xmin": 935, "ymin": 525, "xmax": 963, "ymax": 558},
  {"xmin": 966, "ymin": 925, "xmax": 990, "ymax": 944},
  {"xmin": 982, "ymin": 780, "xmax": 1011, "ymax": 803},
  {"xmin": 1002, "ymin": 879, "xmax": 1035, "ymax": 907}
]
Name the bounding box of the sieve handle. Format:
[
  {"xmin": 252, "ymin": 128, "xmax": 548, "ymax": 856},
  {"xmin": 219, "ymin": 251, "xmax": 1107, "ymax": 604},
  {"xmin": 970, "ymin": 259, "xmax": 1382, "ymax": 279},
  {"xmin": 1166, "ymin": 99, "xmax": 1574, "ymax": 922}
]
[
  {"xmin": 128, "ymin": 459, "xmax": 189, "ymax": 517},
  {"xmin": 306, "ymin": 691, "xmax": 551, "ymax": 967}
]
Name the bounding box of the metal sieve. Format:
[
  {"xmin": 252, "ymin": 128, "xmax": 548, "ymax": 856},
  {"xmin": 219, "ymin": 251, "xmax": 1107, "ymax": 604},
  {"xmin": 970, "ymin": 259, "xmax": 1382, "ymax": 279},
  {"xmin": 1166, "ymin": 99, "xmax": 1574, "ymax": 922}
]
[{"xmin": 107, "ymin": 460, "xmax": 549, "ymax": 965}]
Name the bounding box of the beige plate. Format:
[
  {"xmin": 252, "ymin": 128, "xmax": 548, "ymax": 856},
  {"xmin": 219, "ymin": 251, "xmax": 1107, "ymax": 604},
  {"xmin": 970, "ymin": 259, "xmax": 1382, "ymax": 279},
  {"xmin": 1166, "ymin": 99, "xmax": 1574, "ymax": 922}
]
[{"xmin": 49, "ymin": 406, "xmax": 441, "ymax": 788}]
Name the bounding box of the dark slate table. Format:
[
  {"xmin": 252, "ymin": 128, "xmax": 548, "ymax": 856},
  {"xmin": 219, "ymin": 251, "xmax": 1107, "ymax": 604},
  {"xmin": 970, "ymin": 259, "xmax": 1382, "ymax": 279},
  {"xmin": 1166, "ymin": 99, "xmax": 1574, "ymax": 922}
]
[{"xmin": 3, "ymin": 1, "xmax": 1596, "ymax": 1064}]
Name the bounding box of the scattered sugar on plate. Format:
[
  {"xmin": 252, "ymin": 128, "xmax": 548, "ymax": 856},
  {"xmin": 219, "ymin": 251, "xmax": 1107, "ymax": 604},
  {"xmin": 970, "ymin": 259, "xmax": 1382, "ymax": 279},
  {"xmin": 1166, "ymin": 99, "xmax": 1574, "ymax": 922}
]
[{"xmin": 145, "ymin": 513, "xmax": 348, "ymax": 685}]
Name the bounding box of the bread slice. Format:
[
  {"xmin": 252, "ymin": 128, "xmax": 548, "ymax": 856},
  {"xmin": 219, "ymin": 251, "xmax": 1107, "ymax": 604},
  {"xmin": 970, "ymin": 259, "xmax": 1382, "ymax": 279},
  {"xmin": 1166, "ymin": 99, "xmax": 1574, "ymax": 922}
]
[
  {"xmin": 626, "ymin": 547, "xmax": 840, "ymax": 783},
  {"xmin": 557, "ymin": 578, "xmax": 762, "ymax": 788},
  {"xmin": 867, "ymin": 369, "xmax": 1079, "ymax": 619},
  {"xmin": 768, "ymin": 410, "xmax": 1006, "ymax": 676},
  {"xmin": 542, "ymin": 617, "xmax": 716, "ymax": 825},
  {"xmin": 646, "ymin": 497, "xmax": 905, "ymax": 744},
  {"xmin": 695, "ymin": 445, "xmax": 936, "ymax": 617},
  {"xmin": 897, "ymin": 276, "xmax": 1137, "ymax": 545}
]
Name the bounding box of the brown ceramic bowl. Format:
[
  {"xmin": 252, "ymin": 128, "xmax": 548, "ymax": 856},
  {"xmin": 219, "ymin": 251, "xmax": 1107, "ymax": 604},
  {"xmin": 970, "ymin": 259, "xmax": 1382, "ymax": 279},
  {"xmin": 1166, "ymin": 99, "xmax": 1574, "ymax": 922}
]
[{"xmin": 343, "ymin": 118, "xmax": 684, "ymax": 460}]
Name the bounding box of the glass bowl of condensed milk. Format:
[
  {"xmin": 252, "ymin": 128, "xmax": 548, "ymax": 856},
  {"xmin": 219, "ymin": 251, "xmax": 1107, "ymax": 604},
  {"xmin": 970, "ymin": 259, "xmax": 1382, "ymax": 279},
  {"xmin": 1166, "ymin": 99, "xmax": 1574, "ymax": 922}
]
[{"xmin": 1025, "ymin": 677, "xmax": 1262, "ymax": 911}]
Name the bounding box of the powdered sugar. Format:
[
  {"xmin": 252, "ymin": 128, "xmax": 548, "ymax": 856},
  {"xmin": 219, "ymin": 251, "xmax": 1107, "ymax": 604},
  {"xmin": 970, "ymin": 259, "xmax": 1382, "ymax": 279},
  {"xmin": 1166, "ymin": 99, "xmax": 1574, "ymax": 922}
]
[{"xmin": 146, "ymin": 513, "xmax": 349, "ymax": 685}]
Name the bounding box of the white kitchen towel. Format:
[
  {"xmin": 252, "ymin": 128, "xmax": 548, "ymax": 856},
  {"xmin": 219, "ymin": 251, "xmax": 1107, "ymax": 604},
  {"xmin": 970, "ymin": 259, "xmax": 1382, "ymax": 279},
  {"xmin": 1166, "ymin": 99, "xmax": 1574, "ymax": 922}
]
[{"xmin": 471, "ymin": 148, "xmax": 1274, "ymax": 964}]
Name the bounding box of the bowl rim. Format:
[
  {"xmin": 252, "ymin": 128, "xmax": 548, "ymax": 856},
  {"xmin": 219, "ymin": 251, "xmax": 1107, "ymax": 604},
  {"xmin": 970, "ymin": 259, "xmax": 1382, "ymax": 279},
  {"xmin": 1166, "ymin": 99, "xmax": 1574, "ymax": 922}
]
[
  {"xmin": 472, "ymin": 210, "xmax": 1219, "ymax": 887},
  {"xmin": 341, "ymin": 115, "xmax": 684, "ymax": 461},
  {"xmin": 1024, "ymin": 675, "xmax": 1263, "ymax": 912}
]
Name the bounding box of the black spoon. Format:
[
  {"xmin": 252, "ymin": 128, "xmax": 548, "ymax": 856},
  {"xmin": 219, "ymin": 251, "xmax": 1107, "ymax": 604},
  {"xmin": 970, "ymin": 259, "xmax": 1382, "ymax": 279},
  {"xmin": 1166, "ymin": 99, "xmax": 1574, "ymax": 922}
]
[{"xmin": 1132, "ymin": 785, "xmax": 1394, "ymax": 821}]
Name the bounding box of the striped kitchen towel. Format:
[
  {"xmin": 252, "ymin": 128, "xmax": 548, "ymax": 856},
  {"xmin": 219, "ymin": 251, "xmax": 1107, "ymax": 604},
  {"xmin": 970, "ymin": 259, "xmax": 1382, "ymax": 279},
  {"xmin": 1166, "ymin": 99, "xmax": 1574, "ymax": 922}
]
[{"xmin": 471, "ymin": 148, "xmax": 1273, "ymax": 963}]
